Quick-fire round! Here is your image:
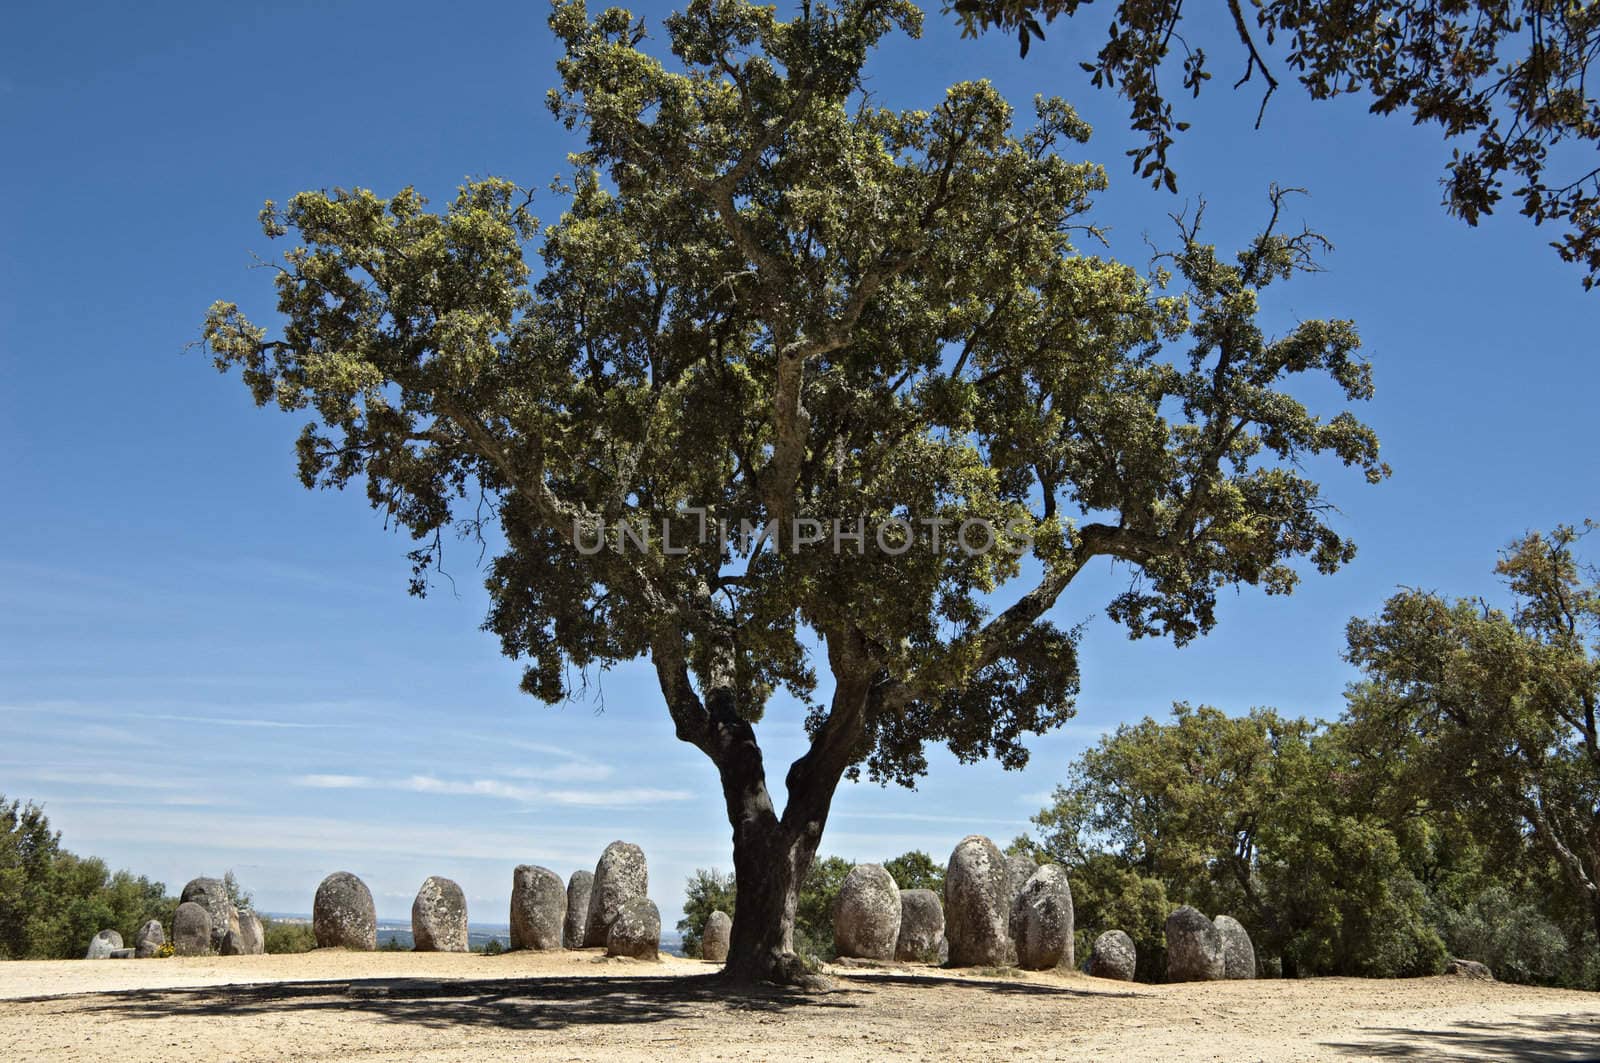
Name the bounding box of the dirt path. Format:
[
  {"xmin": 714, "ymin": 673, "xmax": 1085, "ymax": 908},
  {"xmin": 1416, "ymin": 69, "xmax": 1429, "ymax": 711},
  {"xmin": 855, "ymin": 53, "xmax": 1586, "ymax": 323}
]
[{"xmin": 1, "ymin": 951, "xmax": 1596, "ymax": 1061}]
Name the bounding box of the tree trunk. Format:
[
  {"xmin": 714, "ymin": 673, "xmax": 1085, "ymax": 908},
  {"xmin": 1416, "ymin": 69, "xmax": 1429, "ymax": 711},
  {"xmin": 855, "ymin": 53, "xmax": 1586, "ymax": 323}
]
[
  {"xmin": 656, "ymin": 633, "xmax": 871, "ymax": 986},
  {"xmin": 721, "ymin": 819, "xmax": 821, "ymax": 984},
  {"xmin": 716, "ymin": 682, "xmax": 866, "ymax": 984}
]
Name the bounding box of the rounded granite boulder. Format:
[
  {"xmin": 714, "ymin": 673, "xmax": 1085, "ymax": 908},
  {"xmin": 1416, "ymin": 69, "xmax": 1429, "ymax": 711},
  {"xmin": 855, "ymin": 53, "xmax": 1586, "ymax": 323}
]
[
  {"xmin": 180, "ymin": 877, "xmax": 241, "ymax": 954},
  {"xmin": 1213, "ymin": 914, "xmax": 1256, "ymax": 979},
  {"xmin": 85, "ymin": 929, "xmax": 123, "ymax": 960},
  {"xmin": 1009, "ymin": 864, "xmax": 1075, "ymax": 970},
  {"xmin": 894, "ymin": 888, "xmax": 945, "ymax": 963},
  {"xmin": 313, "ymin": 871, "xmax": 377, "ymax": 950},
  {"xmin": 134, "ymin": 919, "xmax": 165, "ymax": 959},
  {"xmin": 944, "ymin": 835, "xmax": 1012, "ymax": 967},
  {"xmin": 605, "ymin": 896, "xmax": 661, "ymax": 960},
  {"xmin": 701, "ymin": 910, "xmax": 732, "ymax": 963},
  {"xmin": 236, "ymin": 910, "xmax": 265, "ymax": 955},
  {"xmin": 510, "ymin": 865, "xmax": 567, "ymax": 951},
  {"xmin": 413, "ymin": 875, "xmax": 469, "ymax": 952},
  {"xmin": 172, "ymin": 902, "xmax": 213, "ymax": 956},
  {"xmin": 583, "ymin": 842, "xmax": 648, "ymax": 948},
  {"xmin": 1087, "ymin": 929, "xmax": 1137, "ymax": 981},
  {"xmin": 1165, "ymin": 905, "xmax": 1224, "ymax": 982},
  {"xmin": 834, "ymin": 863, "xmax": 901, "ymax": 961}
]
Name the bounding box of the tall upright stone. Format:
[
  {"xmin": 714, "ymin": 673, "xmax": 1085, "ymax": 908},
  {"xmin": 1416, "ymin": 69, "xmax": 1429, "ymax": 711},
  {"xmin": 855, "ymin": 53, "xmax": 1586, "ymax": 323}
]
[
  {"xmin": 236, "ymin": 910, "xmax": 265, "ymax": 955},
  {"xmin": 1010, "ymin": 864, "xmax": 1075, "ymax": 970},
  {"xmin": 701, "ymin": 910, "xmax": 732, "ymax": 963},
  {"xmin": 510, "ymin": 865, "xmax": 567, "ymax": 950},
  {"xmin": 313, "ymin": 871, "xmax": 377, "ymax": 950},
  {"xmin": 582, "ymin": 841, "xmax": 648, "ymax": 948},
  {"xmin": 1165, "ymin": 905, "xmax": 1225, "ymax": 982},
  {"xmin": 172, "ymin": 902, "xmax": 213, "ymax": 956},
  {"xmin": 413, "ymin": 876, "xmax": 469, "ymax": 952},
  {"xmin": 180, "ymin": 877, "xmax": 241, "ymax": 954},
  {"xmin": 944, "ymin": 835, "xmax": 1012, "ymax": 967},
  {"xmin": 563, "ymin": 870, "xmax": 594, "ymax": 948},
  {"xmin": 895, "ymin": 889, "xmax": 945, "ymax": 963},
  {"xmin": 833, "ymin": 863, "xmax": 901, "ymax": 961},
  {"xmin": 1213, "ymin": 914, "xmax": 1256, "ymax": 979}
]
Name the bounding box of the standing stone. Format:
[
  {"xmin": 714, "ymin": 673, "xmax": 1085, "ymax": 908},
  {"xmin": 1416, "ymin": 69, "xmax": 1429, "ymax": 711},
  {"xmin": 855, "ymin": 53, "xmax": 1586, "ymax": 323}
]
[
  {"xmin": 172, "ymin": 902, "xmax": 213, "ymax": 956},
  {"xmin": 510, "ymin": 865, "xmax": 566, "ymax": 950},
  {"xmin": 605, "ymin": 896, "xmax": 661, "ymax": 960},
  {"xmin": 1213, "ymin": 915, "xmax": 1256, "ymax": 979},
  {"xmin": 1005, "ymin": 854, "xmax": 1038, "ymax": 908},
  {"xmin": 313, "ymin": 871, "xmax": 377, "ymax": 950},
  {"xmin": 85, "ymin": 929, "xmax": 123, "ymax": 959},
  {"xmin": 180, "ymin": 877, "xmax": 241, "ymax": 954},
  {"xmin": 1088, "ymin": 929, "xmax": 1137, "ymax": 981},
  {"xmin": 219, "ymin": 928, "xmax": 247, "ymax": 956},
  {"xmin": 944, "ymin": 835, "xmax": 1012, "ymax": 967},
  {"xmin": 1165, "ymin": 905, "xmax": 1225, "ymax": 982},
  {"xmin": 582, "ymin": 841, "xmax": 649, "ymax": 948},
  {"xmin": 563, "ymin": 870, "xmax": 594, "ymax": 949},
  {"xmin": 895, "ymin": 889, "xmax": 945, "ymax": 963},
  {"xmin": 834, "ymin": 863, "xmax": 901, "ymax": 961},
  {"xmin": 134, "ymin": 919, "xmax": 165, "ymax": 959},
  {"xmin": 413, "ymin": 876, "xmax": 469, "ymax": 952},
  {"xmin": 1009, "ymin": 864, "xmax": 1075, "ymax": 970},
  {"xmin": 236, "ymin": 910, "xmax": 264, "ymax": 955},
  {"xmin": 701, "ymin": 910, "xmax": 732, "ymax": 963}
]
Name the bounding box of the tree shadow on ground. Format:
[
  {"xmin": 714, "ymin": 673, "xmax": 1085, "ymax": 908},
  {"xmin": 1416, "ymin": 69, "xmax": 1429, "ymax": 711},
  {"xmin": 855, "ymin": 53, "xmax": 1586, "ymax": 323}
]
[
  {"xmin": 44, "ymin": 970, "xmax": 1098, "ymax": 1033},
  {"xmin": 1321, "ymin": 1012, "xmax": 1600, "ymax": 1061}
]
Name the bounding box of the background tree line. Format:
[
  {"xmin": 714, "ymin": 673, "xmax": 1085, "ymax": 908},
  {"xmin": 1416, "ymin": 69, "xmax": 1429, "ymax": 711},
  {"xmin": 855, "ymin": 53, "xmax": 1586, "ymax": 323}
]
[
  {"xmin": 1019, "ymin": 524, "xmax": 1600, "ymax": 987},
  {"xmin": 0, "ymin": 797, "xmax": 174, "ymax": 960},
  {"xmin": 0, "ymin": 799, "xmax": 320, "ymax": 959}
]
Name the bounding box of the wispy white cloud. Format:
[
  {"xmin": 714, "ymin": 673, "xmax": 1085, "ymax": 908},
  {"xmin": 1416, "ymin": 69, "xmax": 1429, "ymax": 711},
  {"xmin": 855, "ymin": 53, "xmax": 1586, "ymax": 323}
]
[
  {"xmin": 6, "ymin": 767, "xmax": 194, "ymax": 791},
  {"xmin": 129, "ymin": 712, "xmax": 357, "ymax": 730},
  {"xmin": 289, "ymin": 772, "xmax": 690, "ymax": 808}
]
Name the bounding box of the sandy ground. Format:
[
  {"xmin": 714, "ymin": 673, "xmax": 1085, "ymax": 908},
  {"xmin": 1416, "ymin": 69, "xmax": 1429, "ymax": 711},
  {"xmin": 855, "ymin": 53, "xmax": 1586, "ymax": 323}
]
[{"xmin": 1, "ymin": 949, "xmax": 1597, "ymax": 1061}]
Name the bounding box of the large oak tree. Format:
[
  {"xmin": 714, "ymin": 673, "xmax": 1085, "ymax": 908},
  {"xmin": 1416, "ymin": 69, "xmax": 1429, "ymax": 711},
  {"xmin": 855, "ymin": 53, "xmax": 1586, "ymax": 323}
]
[{"xmin": 203, "ymin": 0, "xmax": 1386, "ymax": 983}]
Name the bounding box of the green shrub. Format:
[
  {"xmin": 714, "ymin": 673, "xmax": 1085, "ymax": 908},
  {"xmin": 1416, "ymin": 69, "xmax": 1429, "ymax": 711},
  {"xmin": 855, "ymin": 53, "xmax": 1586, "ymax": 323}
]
[
  {"xmin": 677, "ymin": 869, "xmax": 736, "ymax": 958},
  {"xmin": 261, "ymin": 918, "xmax": 318, "ymax": 954},
  {"xmin": 1436, "ymin": 886, "xmax": 1570, "ymax": 985}
]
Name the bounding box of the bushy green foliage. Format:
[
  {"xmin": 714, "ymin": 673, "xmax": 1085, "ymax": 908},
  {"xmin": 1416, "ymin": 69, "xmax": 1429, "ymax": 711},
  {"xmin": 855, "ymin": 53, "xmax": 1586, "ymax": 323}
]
[
  {"xmin": 479, "ymin": 938, "xmax": 506, "ymax": 956},
  {"xmin": 260, "ymin": 918, "xmax": 318, "ymax": 954},
  {"xmin": 883, "ymin": 851, "xmax": 944, "ymax": 894},
  {"xmin": 1028, "ymin": 525, "xmax": 1600, "ymax": 987},
  {"xmin": 794, "ymin": 856, "xmax": 855, "ymax": 961},
  {"xmin": 677, "ymin": 868, "xmax": 737, "ymax": 958},
  {"xmin": 0, "ymin": 796, "xmax": 175, "ymax": 960},
  {"xmin": 222, "ymin": 870, "xmax": 253, "ymax": 913},
  {"xmin": 1027, "ymin": 706, "xmax": 1445, "ymax": 980},
  {"xmin": 1434, "ymin": 886, "xmax": 1570, "ymax": 986}
]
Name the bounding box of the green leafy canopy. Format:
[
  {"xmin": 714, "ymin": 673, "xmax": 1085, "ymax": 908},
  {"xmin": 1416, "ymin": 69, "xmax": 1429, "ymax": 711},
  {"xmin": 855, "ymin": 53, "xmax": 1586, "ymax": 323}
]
[{"xmin": 203, "ymin": 0, "xmax": 1386, "ymax": 795}]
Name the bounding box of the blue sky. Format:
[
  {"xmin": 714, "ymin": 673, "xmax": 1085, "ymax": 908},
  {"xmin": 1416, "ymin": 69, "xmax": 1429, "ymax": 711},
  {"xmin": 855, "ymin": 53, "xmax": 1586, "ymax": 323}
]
[{"xmin": 1, "ymin": 0, "xmax": 1594, "ymax": 925}]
